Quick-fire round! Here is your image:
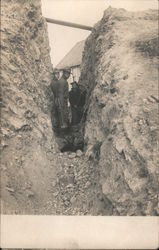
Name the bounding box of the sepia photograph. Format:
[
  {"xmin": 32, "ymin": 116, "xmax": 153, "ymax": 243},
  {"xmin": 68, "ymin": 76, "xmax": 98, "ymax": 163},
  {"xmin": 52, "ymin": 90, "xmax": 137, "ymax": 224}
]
[{"xmin": 1, "ymin": 0, "xmax": 159, "ymax": 248}]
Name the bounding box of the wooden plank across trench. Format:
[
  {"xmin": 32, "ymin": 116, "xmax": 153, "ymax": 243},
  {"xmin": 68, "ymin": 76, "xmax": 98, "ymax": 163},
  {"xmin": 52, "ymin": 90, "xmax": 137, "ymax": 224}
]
[{"xmin": 45, "ymin": 17, "xmax": 93, "ymax": 31}]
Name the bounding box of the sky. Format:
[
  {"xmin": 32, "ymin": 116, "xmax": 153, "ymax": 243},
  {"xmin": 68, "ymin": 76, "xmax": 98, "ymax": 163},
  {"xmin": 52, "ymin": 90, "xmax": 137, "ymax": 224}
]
[{"xmin": 41, "ymin": 0, "xmax": 158, "ymax": 66}]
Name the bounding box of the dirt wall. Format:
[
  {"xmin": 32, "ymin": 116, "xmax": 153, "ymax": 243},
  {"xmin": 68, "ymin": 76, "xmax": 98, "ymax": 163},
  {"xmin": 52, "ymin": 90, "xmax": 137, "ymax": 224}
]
[
  {"xmin": 80, "ymin": 7, "xmax": 158, "ymax": 215},
  {"xmin": 1, "ymin": 0, "xmax": 57, "ymax": 214}
]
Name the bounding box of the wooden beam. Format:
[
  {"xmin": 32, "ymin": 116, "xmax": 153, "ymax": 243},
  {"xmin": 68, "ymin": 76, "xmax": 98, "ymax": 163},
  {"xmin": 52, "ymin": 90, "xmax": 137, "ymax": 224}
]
[{"xmin": 45, "ymin": 17, "xmax": 92, "ymax": 31}]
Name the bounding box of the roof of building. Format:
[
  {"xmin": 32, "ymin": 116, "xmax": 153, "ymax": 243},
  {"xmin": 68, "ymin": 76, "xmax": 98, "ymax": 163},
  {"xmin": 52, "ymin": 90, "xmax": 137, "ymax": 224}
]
[{"xmin": 56, "ymin": 40, "xmax": 85, "ymax": 69}]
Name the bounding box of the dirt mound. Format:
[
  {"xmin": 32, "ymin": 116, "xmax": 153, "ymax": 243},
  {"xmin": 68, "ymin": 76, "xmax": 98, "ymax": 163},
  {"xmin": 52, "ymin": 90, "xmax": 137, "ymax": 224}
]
[
  {"xmin": 1, "ymin": 0, "xmax": 58, "ymax": 214},
  {"xmin": 80, "ymin": 7, "xmax": 158, "ymax": 215}
]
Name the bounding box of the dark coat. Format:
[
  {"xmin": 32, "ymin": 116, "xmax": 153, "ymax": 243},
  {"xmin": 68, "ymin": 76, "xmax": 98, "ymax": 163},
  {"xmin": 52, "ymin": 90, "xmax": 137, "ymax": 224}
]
[
  {"xmin": 69, "ymin": 88, "xmax": 86, "ymax": 107},
  {"xmin": 58, "ymin": 76, "xmax": 69, "ymax": 100},
  {"xmin": 56, "ymin": 76, "xmax": 69, "ymax": 127},
  {"xmin": 69, "ymin": 87, "xmax": 86, "ymax": 125},
  {"xmin": 50, "ymin": 77, "xmax": 59, "ymax": 98},
  {"xmin": 69, "ymin": 88, "xmax": 82, "ymax": 107}
]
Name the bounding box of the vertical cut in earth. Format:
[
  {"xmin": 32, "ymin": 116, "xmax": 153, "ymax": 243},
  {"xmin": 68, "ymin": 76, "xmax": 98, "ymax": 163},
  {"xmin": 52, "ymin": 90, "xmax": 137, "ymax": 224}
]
[
  {"xmin": 1, "ymin": 0, "xmax": 58, "ymax": 214},
  {"xmin": 79, "ymin": 7, "xmax": 158, "ymax": 215}
]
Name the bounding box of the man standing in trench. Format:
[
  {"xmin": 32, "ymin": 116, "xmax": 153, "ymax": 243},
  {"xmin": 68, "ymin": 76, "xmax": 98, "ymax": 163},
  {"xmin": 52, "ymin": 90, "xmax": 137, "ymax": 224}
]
[
  {"xmin": 58, "ymin": 68, "xmax": 71, "ymax": 129},
  {"xmin": 69, "ymin": 81, "xmax": 87, "ymax": 125},
  {"xmin": 69, "ymin": 81, "xmax": 81, "ymax": 125}
]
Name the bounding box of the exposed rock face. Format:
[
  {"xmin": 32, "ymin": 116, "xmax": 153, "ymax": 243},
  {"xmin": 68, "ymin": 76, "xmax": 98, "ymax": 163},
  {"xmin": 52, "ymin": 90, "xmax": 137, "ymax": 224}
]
[
  {"xmin": 80, "ymin": 8, "xmax": 158, "ymax": 215},
  {"xmin": 1, "ymin": 0, "xmax": 57, "ymax": 214}
]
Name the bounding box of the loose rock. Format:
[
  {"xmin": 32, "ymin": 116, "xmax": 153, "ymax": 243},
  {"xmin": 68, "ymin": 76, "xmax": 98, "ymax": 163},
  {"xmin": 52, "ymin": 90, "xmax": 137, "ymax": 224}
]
[{"xmin": 76, "ymin": 150, "xmax": 83, "ymax": 157}]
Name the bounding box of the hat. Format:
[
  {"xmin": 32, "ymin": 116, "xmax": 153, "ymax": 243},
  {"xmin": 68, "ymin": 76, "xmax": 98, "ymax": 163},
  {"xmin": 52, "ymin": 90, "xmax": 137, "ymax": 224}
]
[
  {"xmin": 63, "ymin": 68, "xmax": 71, "ymax": 74},
  {"xmin": 71, "ymin": 81, "xmax": 78, "ymax": 86},
  {"xmin": 52, "ymin": 68, "xmax": 59, "ymax": 74}
]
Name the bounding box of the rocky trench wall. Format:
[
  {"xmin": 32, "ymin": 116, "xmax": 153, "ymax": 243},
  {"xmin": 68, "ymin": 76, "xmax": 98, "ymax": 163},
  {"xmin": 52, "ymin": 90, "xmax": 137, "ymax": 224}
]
[
  {"xmin": 80, "ymin": 7, "xmax": 158, "ymax": 215},
  {"xmin": 1, "ymin": 0, "xmax": 57, "ymax": 214}
]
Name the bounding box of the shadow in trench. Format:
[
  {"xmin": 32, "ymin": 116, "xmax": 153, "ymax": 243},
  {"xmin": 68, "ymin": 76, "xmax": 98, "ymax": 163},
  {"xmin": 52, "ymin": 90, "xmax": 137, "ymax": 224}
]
[{"xmin": 51, "ymin": 109, "xmax": 85, "ymax": 152}]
